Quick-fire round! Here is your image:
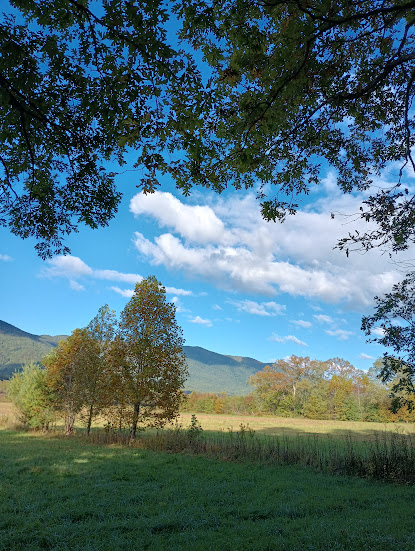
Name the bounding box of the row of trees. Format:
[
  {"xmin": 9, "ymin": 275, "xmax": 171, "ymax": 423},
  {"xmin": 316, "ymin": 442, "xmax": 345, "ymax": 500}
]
[
  {"xmin": 8, "ymin": 277, "xmax": 188, "ymax": 437},
  {"xmin": 182, "ymin": 356, "xmax": 415, "ymax": 422}
]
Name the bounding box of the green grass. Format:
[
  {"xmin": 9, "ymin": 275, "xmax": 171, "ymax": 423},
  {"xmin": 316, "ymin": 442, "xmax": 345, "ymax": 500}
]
[{"xmin": 1, "ymin": 429, "xmax": 415, "ymax": 551}]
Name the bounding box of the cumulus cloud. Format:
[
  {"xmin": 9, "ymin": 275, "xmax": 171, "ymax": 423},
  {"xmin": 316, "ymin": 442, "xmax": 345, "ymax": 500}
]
[
  {"xmin": 291, "ymin": 319, "xmax": 312, "ymax": 328},
  {"xmin": 69, "ymin": 280, "xmax": 85, "ymax": 292},
  {"xmin": 110, "ymin": 286, "xmax": 134, "ymax": 298},
  {"xmin": 228, "ymin": 300, "xmax": 286, "ymax": 316},
  {"xmin": 130, "ymin": 190, "xmax": 406, "ymax": 308},
  {"xmin": 269, "ymin": 333, "xmax": 308, "ymax": 346},
  {"xmin": 43, "ymin": 256, "xmax": 93, "ymax": 278},
  {"xmin": 0, "ymin": 254, "xmax": 12, "ymax": 262},
  {"xmin": 41, "ymin": 255, "xmax": 192, "ymax": 297},
  {"xmin": 130, "ymin": 191, "xmax": 229, "ymax": 244},
  {"xmin": 326, "ymin": 329, "xmax": 354, "ymax": 341},
  {"xmin": 189, "ymin": 315, "xmax": 212, "ymax": 327},
  {"xmin": 313, "ymin": 314, "xmax": 334, "ymax": 324},
  {"xmin": 360, "ymin": 353, "xmax": 375, "ymax": 360}
]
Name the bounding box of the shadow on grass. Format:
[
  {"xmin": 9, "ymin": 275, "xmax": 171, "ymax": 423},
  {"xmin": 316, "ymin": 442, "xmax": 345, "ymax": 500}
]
[{"xmin": 2, "ymin": 429, "xmax": 415, "ymax": 551}]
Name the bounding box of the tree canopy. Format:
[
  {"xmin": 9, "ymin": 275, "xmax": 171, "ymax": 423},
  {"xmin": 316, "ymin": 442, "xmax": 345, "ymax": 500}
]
[
  {"xmin": 175, "ymin": 0, "xmax": 415, "ymax": 254},
  {"xmin": 1, "ymin": 0, "xmax": 415, "ymax": 258},
  {"xmin": 362, "ymin": 273, "xmax": 415, "ymax": 403},
  {"xmin": 114, "ymin": 275, "xmax": 187, "ymax": 438},
  {"xmin": 0, "ymin": 0, "xmax": 199, "ymax": 257}
]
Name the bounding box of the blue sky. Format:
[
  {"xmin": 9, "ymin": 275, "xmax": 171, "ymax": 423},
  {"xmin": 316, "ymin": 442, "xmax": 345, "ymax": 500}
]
[{"xmin": 1, "ymin": 158, "xmax": 413, "ymax": 370}]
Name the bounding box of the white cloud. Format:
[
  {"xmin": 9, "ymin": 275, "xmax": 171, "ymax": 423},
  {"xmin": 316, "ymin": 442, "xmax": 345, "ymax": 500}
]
[
  {"xmin": 313, "ymin": 314, "xmax": 334, "ymax": 324},
  {"xmin": 370, "ymin": 327, "xmax": 385, "ymax": 337},
  {"xmin": 0, "ymin": 254, "xmax": 12, "ymax": 262},
  {"xmin": 189, "ymin": 315, "xmax": 212, "ymax": 327},
  {"xmin": 165, "ymin": 286, "xmax": 193, "ymax": 296},
  {"xmin": 228, "ymin": 300, "xmax": 286, "ymax": 316},
  {"xmin": 44, "ymin": 256, "xmax": 93, "ymax": 278},
  {"xmin": 130, "ymin": 190, "xmax": 407, "ymax": 308},
  {"xmin": 269, "ymin": 333, "xmax": 308, "ymax": 346},
  {"xmin": 291, "ymin": 319, "xmax": 312, "ymax": 328},
  {"xmin": 213, "ymin": 304, "xmax": 222, "ymax": 310},
  {"xmin": 326, "ymin": 329, "xmax": 354, "ymax": 341},
  {"xmin": 130, "ymin": 191, "xmax": 228, "ymax": 244},
  {"xmin": 171, "ymin": 296, "xmax": 190, "ymax": 313},
  {"xmin": 110, "ymin": 286, "xmax": 134, "ymax": 298},
  {"xmin": 360, "ymin": 353, "xmax": 375, "ymax": 360},
  {"xmin": 94, "ymin": 270, "xmax": 142, "ymax": 284},
  {"xmin": 69, "ymin": 280, "xmax": 85, "ymax": 292},
  {"xmin": 41, "ymin": 255, "xmax": 192, "ymax": 297}
]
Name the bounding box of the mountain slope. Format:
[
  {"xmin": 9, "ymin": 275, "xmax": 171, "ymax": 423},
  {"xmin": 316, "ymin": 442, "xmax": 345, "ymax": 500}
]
[
  {"xmin": 0, "ymin": 321, "xmax": 67, "ymax": 379},
  {"xmin": 183, "ymin": 346, "xmax": 268, "ymax": 395},
  {"xmin": 0, "ymin": 321, "xmax": 268, "ymax": 393}
]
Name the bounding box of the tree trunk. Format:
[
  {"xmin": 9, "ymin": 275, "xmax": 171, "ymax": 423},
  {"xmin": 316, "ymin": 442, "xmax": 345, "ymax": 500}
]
[
  {"xmin": 87, "ymin": 403, "xmax": 94, "ymax": 435},
  {"xmin": 130, "ymin": 402, "xmax": 140, "ymax": 439},
  {"xmin": 65, "ymin": 411, "xmax": 76, "ymax": 435}
]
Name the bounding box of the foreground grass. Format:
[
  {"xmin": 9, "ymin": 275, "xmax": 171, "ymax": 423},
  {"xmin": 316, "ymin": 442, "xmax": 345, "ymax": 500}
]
[{"xmin": 1, "ymin": 430, "xmax": 415, "ymax": 551}]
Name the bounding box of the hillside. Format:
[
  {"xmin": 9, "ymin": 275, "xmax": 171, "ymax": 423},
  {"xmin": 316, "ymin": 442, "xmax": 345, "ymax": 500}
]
[
  {"xmin": 0, "ymin": 320, "xmax": 67, "ymax": 379},
  {"xmin": 0, "ymin": 321, "xmax": 268, "ymax": 394},
  {"xmin": 183, "ymin": 346, "xmax": 267, "ymax": 395}
]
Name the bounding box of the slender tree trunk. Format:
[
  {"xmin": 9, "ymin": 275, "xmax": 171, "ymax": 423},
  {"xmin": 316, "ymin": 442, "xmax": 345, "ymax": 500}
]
[
  {"xmin": 87, "ymin": 403, "xmax": 94, "ymax": 436},
  {"xmin": 65, "ymin": 411, "xmax": 76, "ymax": 435},
  {"xmin": 130, "ymin": 402, "xmax": 140, "ymax": 439}
]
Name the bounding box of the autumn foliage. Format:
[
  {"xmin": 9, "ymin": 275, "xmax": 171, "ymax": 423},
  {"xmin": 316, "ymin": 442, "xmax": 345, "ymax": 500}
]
[
  {"xmin": 182, "ymin": 356, "xmax": 415, "ymax": 423},
  {"xmin": 11, "ymin": 276, "xmax": 188, "ymax": 435}
]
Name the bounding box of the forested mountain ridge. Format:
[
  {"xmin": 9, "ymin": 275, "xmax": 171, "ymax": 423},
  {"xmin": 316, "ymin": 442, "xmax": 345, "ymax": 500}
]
[
  {"xmin": 0, "ymin": 320, "xmax": 68, "ymax": 379},
  {"xmin": 183, "ymin": 346, "xmax": 267, "ymax": 395},
  {"xmin": 0, "ymin": 321, "xmax": 267, "ymax": 393}
]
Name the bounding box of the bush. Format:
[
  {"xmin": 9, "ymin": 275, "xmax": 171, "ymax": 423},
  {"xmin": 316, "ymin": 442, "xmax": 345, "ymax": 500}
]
[{"xmin": 7, "ymin": 363, "xmax": 55, "ymax": 430}]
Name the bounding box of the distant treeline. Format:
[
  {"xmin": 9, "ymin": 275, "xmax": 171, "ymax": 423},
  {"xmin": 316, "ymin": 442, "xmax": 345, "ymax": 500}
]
[{"xmin": 182, "ymin": 356, "xmax": 415, "ymax": 422}]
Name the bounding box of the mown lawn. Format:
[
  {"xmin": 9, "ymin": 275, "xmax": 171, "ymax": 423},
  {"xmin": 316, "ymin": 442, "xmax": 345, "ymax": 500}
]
[{"xmin": 1, "ymin": 430, "xmax": 415, "ymax": 551}]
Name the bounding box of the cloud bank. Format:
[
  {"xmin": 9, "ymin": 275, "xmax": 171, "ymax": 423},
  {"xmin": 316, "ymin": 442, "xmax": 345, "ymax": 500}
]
[{"xmin": 130, "ymin": 189, "xmax": 407, "ymax": 308}]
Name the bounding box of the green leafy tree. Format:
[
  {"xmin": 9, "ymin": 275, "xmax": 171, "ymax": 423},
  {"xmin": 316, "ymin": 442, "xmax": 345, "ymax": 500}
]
[
  {"xmin": 175, "ymin": 0, "xmax": 415, "ymax": 252},
  {"xmin": 249, "ymin": 364, "xmax": 290, "ymax": 414},
  {"xmin": 7, "ymin": 363, "xmax": 55, "ymax": 429},
  {"xmin": 362, "ymin": 274, "xmax": 415, "ymax": 407},
  {"xmin": 2, "ymin": 0, "xmax": 415, "ymax": 263},
  {"xmin": 250, "ymin": 356, "xmax": 327, "ymax": 414},
  {"xmin": 83, "ymin": 305, "xmax": 117, "ymax": 435},
  {"xmin": 0, "ymin": 0, "xmax": 199, "ymax": 258},
  {"xmin": 302, "ymin": 389, "xmax": 329, "ymax": 420},
  {"xmin": 111, "ymin": 275, "xmax": 187, "ymax": 439},
  {"xmin": 43, "ymin": 327, "xmax": 100, "ymax": 434}
]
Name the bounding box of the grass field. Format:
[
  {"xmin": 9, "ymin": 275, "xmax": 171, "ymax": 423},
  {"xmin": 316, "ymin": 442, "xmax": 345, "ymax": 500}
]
[
  {"xmin": 3, "ymin": 398, "xmax": 415, "ymax": 438},
  {"xmin": 176, "ymin": 412, "xmax": 415, "ymax": 439},
  {"xmin": 2, "ymin": 429, "xmax": 415, "ymax": 551}
]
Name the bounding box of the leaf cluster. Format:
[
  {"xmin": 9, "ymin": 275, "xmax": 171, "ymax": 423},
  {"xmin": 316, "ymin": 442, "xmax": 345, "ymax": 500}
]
[
  {"xmin": 0, "ymin": 0, "xmax": 200, "ymax": 257},
  {"xmin": 362, "ymin": 272, "xmax": 415, "ymax": 404},
  {"xmin": 174, "ymin": 0, "xmax": 415, "ymax": 252}
]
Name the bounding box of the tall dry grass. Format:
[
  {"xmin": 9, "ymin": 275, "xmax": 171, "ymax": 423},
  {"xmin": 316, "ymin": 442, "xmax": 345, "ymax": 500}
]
[{"xmin": 85, "ymin": 417, "xmax": 415, "ymax": 484}]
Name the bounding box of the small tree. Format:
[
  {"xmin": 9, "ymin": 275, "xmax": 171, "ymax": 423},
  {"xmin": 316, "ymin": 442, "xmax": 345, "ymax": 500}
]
[
  {"xmin": 83, "ymin": 305, "xmax": 117, "ymax": 435},
  {"xmin": 7, "ymin": 363, "xmax": 55, "ymax": 430},
  {"xmin": 113, "ymin": 276, "xmax": 188, "ymax": 439},
  {"xmin": 43, "ymin": 328, "xmax": 100, "ymax": 435}
]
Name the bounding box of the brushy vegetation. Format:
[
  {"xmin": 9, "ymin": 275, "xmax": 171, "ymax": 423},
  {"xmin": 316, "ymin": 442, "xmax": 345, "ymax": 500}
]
[
  {"xmin": 2, "ymin": 429, "xmax": 415, "ymax": 551},
  {"xmin": 86, "ymin": 416, "xmax": 415, "ymax": 485}
]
